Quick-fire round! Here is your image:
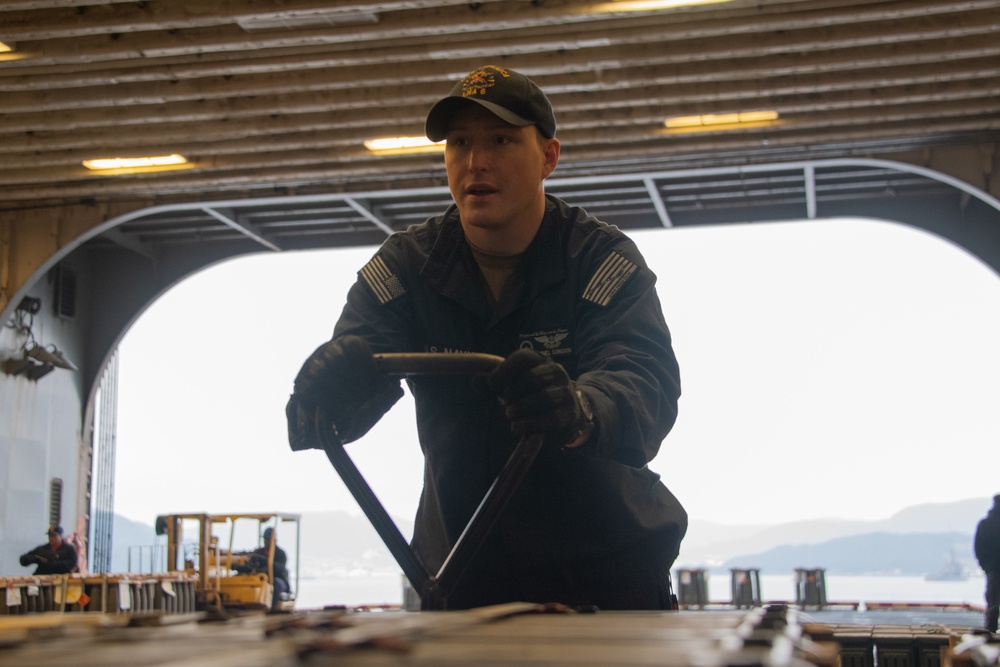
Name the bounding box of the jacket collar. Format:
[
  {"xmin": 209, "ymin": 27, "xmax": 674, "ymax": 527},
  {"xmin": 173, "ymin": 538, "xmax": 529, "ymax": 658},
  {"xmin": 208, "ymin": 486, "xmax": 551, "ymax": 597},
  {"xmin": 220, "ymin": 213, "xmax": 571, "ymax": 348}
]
[{"xmin": 422, "ymin": 196, "xmax": 567, "ymax": 321}]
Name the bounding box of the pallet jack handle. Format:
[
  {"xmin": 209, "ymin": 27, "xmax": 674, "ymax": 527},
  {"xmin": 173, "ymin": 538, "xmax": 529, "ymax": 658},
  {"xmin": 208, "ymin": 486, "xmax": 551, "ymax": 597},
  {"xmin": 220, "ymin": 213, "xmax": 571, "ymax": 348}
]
[{"xmin": 315, "ymin": 352, "xmax": 546, "ymax": 610}]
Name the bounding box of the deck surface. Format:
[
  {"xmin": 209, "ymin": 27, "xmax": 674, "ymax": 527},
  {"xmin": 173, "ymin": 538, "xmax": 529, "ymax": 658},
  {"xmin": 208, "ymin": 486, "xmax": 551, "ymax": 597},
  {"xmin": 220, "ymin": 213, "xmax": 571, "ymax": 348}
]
[{"xmin": 2, "ymin": 603, "xmax": 995, "ymax": 667}]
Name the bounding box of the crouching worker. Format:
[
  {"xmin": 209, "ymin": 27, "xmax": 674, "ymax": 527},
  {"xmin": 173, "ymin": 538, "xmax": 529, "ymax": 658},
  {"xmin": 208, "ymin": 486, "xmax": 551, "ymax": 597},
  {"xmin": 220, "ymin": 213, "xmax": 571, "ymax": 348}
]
[{"xmin": 286, "ymin": 65, "xmax": 687, "ymax": 611}]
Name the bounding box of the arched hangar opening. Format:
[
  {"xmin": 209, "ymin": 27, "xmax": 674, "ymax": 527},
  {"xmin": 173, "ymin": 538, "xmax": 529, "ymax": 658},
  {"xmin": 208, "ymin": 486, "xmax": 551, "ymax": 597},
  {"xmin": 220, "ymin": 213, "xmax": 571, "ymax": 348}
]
[{"xmin": 1, "ymin": 157, "xmax": 999, "ymax": 575}]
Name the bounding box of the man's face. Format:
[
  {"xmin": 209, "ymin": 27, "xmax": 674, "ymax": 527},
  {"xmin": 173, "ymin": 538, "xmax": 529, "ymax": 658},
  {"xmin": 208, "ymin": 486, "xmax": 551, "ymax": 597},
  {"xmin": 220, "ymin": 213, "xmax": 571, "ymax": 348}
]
[
  {"xmin": 444, "ymin": 104, "xmax": 559, "ymax": 240},
  {"xmin": 48, "ymin": 533, "xmax": 62, "ymax": 548}
]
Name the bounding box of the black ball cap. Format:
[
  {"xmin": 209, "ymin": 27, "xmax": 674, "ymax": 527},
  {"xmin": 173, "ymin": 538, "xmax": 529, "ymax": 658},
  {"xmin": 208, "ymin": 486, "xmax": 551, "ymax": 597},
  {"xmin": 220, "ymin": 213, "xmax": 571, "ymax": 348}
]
[{"xmin": 425, "ymin": 65, "xmax": 556, "ymax": 142}]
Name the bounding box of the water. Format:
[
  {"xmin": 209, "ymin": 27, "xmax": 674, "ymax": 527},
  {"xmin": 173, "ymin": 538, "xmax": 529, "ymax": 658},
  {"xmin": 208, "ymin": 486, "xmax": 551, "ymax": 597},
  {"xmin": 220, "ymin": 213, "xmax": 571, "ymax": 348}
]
[
  {"xmin": 296, "ymin": 571, "xmax": 406, "ymax": 608},
  {"xmin": 712, "ymin": 573, "xmax": 986, "ymax": 606},
  {"xmin": 294, "ymin": 571, "xmax": 989, "ymax": 610}
]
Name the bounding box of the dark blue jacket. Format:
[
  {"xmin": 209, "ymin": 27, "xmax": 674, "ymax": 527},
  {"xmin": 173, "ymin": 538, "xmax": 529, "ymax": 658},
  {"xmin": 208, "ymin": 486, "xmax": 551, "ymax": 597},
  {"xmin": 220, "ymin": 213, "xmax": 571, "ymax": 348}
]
[
  {"xmin": 976, "ymin": 503, "xmax": 1000, "ymax": 572},
  {"xmin": 20, "ymin": 541, "xmax": 78, "ymax": 575},
  {"xmin": 333, "ymin": 195, "xmax": 686, "ymax": 605}
]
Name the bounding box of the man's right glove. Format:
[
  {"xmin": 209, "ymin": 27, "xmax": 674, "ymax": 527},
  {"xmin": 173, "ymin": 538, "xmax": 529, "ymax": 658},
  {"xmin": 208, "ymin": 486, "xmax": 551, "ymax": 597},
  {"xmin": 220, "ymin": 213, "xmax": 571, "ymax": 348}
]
[{"xmin": 285, "ymin": 335, "xmax": 403, "ymax": 451}]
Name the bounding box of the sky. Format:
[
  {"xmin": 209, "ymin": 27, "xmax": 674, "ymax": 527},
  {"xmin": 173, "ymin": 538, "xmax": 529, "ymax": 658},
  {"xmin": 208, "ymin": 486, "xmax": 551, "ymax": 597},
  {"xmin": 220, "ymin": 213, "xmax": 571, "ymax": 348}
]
[{"xmin": 111, "ymin": 216, "xmax": 1000, "ymax": 530}]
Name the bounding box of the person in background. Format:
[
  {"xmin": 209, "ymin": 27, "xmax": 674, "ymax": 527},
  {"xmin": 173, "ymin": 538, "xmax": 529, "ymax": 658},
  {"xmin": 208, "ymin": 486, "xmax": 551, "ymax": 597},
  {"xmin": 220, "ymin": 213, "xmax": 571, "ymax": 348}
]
[
  {"xmin": 235, "ymin": 527, "xmax": 290, "ymax": 610},
  {"xmin": 975, "ymin": 494, "xmax": 1000, "ymax": 633},
  {"xmin": 19, "ymin": 525, "xmax": 78, "ymax": 575},
  {"xmin": 286, "ymin": 65, "xmax": 686, "ymax": 610},
  {"xmin": 260, "ymin": 527, "xmax": 291, "ymax": 607}
]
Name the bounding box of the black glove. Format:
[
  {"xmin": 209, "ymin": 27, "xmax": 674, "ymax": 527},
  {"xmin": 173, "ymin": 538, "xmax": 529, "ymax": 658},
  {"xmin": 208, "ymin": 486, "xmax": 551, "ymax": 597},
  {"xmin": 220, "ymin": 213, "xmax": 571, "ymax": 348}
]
[
  {"xmin": 487, "ymin": 349, "xmax": 593, "ymax": 446},
  {"xmin": 286, "ymin": 335, "xmax": 403, "ymax": 451}
]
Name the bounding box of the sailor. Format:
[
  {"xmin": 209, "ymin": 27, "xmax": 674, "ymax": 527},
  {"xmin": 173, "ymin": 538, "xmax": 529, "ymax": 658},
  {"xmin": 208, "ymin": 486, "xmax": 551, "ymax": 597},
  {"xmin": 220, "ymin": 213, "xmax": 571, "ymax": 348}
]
[
  {"xmin": 975, "ymin": 494, "xmax": 1000, "ymax": 633},
  {"xmin": 287, "ymin": 65, "xmax": 686, "ymax": 610},
  {"xmin": 19, "ymin": 525, "xmax": 78, "ymax": 575}
]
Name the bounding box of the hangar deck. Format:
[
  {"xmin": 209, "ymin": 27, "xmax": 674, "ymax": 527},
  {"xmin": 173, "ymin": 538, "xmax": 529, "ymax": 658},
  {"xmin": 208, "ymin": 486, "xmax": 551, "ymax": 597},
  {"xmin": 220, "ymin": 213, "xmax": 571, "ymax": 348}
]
[{"xmin": 1, "ymin": 603, "xmax": 996, "ymax": 667}]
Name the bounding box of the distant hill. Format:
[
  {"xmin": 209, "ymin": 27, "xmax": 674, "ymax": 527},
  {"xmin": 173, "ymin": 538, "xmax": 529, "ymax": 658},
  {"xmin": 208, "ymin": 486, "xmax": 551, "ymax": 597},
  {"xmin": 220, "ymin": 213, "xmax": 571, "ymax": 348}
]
[
  {"xmin": 106, "ymin": 497, "xmax": 991, "ymax": 578},
  {"xmin": 717, "ymin": 531, "xmax": 974, "ymax": 576},
  {"xmin": 677, "ymin": 496, "xmax": 990, "ymax": 569},
  {"xmin": 109, "ymin": 514, "xmax": 161, "ymax": 573}
]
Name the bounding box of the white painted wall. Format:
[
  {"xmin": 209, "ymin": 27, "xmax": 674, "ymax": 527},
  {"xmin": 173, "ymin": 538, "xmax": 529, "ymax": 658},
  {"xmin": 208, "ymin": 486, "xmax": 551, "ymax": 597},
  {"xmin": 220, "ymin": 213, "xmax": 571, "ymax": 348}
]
[{"xmin": 0, "ymin": 285, "xmax": 88, "ymax": 576}]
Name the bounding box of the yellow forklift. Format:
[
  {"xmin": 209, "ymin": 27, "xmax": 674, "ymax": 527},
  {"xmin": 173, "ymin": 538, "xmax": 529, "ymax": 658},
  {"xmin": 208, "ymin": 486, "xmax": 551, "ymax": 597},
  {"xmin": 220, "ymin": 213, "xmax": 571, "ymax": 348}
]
[{"xmin": 154, "ymin": 512, "xmax": 300, "ymax": 613}]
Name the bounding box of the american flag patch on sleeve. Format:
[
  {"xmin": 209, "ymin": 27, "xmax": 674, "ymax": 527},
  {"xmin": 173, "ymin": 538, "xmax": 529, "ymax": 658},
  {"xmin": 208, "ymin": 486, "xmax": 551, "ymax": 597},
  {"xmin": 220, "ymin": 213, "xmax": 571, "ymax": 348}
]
[
  {"xmin": 360, "ymin": 254, "xmax": 406, "ymax": 304},
  {"xmin": 582, "ymin": 251, "xmax": 638, "ymax": 306}
]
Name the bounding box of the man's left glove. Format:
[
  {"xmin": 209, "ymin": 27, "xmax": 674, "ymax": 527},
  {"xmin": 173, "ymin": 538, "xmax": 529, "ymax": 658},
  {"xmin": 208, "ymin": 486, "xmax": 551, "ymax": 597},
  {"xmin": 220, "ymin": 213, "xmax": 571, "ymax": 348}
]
[
  {"xmin": 487, "ymin": 348, "xmax": 593, "ymax": 446},
  {"xmin": 286, "ymin": 335, "xmax": 403, "ymax": 451}
]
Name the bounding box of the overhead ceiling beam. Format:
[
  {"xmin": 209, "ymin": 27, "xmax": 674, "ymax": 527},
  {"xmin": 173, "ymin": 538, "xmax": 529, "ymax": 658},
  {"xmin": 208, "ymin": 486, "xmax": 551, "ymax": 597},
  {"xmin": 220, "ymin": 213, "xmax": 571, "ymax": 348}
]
[
  {"xmin": 3, "ymin": 125, "xmax": 997, "ymax": 205},
  {"xmin": 4, "ymin": 48, "xmax": 998, "ymax": 142},
  {"xmin": 200, "ymin": 206, "xmax": 282, "ymax": 251},
  {"xmin": 98, "ymin": 226, "xmax": 159, "ymax": 260},
  {"xmin": 4, "ymin": 89, "xmax": 997, "ymax": 171},
  {"xmin": 643, "ymin": 178, "xmax": 673, "ymax": 228},
  {"xmin": 0, "ymin": 0, "xmax": 505, "ymax": 40},
  {"xmin": 0, "ymin": 0, "xmax": 996, "ymax": 230},
  {"xmin": 0, "ymin": 3, "xmax": 1000, "ymax": 87},
  {"xmin": 804, "ymin": 164, "xmax": 817, "ymax": 219},
  {"xmin": 343, "ymin": 197, "xmax": 395, "ymax": 236},
  {"xmin": 5, "ymin": 73, "xmax": 998, "ymax": 159},
  {"xmin": 0, "ymin": 0, "xmax": 154, "ymax": 10},
  {"xmin": 3, "ymin": 12, "xmax": 997, "ymax": 114},
  {"xmin": 1, "ymin": 0, "xmax": 989, "ymax": 58}
]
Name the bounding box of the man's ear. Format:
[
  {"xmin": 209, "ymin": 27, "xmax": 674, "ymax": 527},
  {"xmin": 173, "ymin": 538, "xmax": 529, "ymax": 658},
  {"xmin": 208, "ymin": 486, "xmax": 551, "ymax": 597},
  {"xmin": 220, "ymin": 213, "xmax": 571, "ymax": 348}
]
[{"xmin": 542, "ymin": 137, "xmax": 560, "ymax": 179}]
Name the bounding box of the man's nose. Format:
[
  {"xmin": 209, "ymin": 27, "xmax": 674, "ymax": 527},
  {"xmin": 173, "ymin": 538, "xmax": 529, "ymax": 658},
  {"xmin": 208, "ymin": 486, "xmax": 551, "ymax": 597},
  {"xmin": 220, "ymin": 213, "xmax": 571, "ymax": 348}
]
[{"xmin": 466, "ymin": 145, "xmax": 491, "ymax": 171}]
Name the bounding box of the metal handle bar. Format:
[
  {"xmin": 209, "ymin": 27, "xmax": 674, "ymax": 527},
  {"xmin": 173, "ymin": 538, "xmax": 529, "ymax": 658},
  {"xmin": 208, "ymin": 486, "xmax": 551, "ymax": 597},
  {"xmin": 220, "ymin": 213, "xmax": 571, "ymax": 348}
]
[
  {"xmin": 316, "ymin": 412, "xmax": 427, "ymax": 596},
  {"xmin": 318, "ymin": 351, "xmax": 546, "ymax": 610}
]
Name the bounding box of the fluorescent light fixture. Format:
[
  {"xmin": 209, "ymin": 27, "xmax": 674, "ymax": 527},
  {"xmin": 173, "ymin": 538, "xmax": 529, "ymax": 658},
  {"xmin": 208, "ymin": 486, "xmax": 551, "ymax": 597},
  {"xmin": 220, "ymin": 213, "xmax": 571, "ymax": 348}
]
[
  {"xmin": 595, "ymin": 0, "xmax": 734, "ymax": 11},
  {"xmin": 364, "ymin": 136, "xmax": 444, "ymax": 156},
  {"xmin": 663, "ymin": 110, "xmax": 780, "ymax": 133},
  {"xmin": 83, "ymin": 154, "xmax": 189, "ymax": 170}
]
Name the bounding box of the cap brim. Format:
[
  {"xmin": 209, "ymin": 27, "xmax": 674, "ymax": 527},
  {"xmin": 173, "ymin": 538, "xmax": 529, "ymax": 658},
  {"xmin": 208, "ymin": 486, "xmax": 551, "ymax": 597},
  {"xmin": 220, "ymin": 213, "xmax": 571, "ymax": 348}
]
[{"xmin": 425, "ymin": 97, "xmax": 534, "ymax": 142}]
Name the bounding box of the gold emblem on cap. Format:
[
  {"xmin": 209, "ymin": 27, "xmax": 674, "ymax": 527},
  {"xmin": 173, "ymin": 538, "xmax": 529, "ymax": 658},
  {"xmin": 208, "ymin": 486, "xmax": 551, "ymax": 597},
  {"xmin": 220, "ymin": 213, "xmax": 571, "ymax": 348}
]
[{"xmin": 461, "ymin": 65, "xmax": 510, "ymax": 97}]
